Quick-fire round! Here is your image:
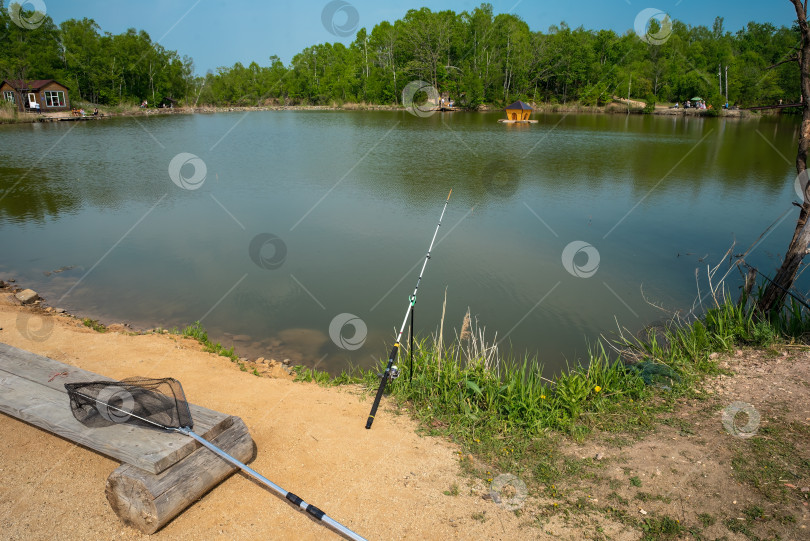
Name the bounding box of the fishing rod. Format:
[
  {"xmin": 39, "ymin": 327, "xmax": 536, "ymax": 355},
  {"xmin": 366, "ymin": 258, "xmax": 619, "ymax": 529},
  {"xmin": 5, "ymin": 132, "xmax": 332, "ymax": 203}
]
[{"xmin": 366, "ymin": 189, "xmax": 452, "ymax": 429}]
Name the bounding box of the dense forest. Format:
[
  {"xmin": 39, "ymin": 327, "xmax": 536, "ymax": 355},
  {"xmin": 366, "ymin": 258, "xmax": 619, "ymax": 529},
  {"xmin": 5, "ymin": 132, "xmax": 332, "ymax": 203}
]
[{"xmin": 0, "ymin": 1, "xmax": 801, "ymax": 108}]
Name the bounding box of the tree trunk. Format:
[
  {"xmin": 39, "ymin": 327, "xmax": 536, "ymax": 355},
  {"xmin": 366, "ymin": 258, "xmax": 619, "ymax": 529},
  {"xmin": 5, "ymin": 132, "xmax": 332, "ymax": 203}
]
[{"xmin": 757, "ymin": 0, "xmax": 810, "ymax": 312}]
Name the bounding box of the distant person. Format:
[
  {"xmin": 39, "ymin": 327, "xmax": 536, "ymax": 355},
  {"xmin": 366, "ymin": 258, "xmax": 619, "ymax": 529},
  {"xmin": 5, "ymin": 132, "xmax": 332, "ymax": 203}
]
[{"xmin": 93, "ymin": 107, "xmax": 99, "ymax": 116}]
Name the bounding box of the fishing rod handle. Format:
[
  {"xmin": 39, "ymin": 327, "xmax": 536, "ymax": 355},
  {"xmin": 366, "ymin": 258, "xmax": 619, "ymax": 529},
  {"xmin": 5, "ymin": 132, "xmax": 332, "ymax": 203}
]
[
  {"xmin": 180, "ymin": 428, "xmax": 367, "ymax": 541},
  {"xmin": 365, "ymin": 345, "xmax": 399, "ymax": 429}
]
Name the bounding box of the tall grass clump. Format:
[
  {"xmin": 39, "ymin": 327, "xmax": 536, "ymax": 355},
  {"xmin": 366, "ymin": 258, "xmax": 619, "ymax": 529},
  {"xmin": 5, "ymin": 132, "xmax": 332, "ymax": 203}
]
[
  {"xmin": 0, "ymin": 100, "xmax": 21, "ymax": 124},
  {"xmin": 382, "ymin": 326, "xmax": 649, "ymax": 443},
  {"xmin": 300, "ymin": 280, "xmax": 810, "ymax": 454}
]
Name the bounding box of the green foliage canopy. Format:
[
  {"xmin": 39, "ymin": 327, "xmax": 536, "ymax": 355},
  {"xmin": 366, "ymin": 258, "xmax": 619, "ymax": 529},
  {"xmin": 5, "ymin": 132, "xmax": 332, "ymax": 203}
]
[{"xmin": 0, "ymin": 1, "xmax": 800, "ymax": 108}]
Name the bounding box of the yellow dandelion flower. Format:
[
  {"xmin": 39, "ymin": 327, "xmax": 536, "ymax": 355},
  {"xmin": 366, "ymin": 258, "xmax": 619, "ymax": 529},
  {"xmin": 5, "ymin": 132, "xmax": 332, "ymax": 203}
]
[{"xmin": 594, "ymin": 385, "xmax": 602, "ymax": 393}]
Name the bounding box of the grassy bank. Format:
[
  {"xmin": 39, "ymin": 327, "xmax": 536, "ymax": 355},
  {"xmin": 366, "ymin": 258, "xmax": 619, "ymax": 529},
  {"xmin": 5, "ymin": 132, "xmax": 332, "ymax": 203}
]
[
  {"xmin": 301, "ymin": 296, "xmax": 809, "ymax": 442},
  {"xmin": 295, "ymin": 293, "xmax": 810, "ymax": 528}
]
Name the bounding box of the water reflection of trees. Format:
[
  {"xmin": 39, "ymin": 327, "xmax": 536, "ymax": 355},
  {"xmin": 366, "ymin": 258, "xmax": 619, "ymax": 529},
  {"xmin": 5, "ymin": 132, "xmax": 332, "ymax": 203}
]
[
  {"xmin": 0, "ymin": 166, "xmax": 81, "ymax": 223},
  {"xmin": 353, "ymin": 113, "xmax": 799, "ymax": 206}
]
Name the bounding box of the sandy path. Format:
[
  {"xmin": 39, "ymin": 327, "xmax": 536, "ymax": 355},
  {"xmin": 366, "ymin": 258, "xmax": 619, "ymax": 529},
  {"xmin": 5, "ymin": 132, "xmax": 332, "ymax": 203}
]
[{"xmin": 0, "ymin": 296, "xmax": 527, "ymax": 540}]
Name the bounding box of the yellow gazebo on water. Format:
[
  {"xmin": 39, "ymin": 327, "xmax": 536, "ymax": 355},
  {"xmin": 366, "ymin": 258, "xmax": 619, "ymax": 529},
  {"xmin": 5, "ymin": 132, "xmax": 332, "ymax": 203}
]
[{"xmin": 498, "ymin": 100, "xmax": 538, "ymax": 123}]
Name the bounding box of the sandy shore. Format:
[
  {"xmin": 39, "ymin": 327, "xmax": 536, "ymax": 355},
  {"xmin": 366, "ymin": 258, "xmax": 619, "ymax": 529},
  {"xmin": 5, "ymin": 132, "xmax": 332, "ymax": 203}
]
[{"xmin": 0, "ymin": 287, "xmax": 530, "ymax": 540}]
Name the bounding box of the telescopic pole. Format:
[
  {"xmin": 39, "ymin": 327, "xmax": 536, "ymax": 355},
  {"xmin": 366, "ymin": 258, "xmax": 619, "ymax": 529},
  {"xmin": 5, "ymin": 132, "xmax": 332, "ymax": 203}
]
[
  {"xmin": 365, "ymin": 189, "xmax": 452, "ymax": 429},
  {"xmin": 68, "ymin": 388, "xmax": 368, "ymax": 541}
]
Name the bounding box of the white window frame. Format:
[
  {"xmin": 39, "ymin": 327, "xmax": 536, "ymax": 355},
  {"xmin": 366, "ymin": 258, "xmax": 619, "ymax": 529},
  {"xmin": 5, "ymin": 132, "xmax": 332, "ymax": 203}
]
[
  {"xmin": 3, "ymin": 91, "xmax": 15, "ymax": 104},
  {"xmin": 44, "ymin": 90, "xmax": 66, "ymax": 107}
]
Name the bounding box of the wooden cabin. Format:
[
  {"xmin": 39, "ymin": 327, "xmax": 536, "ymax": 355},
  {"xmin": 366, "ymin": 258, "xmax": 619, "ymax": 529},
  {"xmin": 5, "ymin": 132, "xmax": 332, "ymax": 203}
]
[{"xmin": 0, "ymin": 79, "xmax": 71, "ymax": 113}]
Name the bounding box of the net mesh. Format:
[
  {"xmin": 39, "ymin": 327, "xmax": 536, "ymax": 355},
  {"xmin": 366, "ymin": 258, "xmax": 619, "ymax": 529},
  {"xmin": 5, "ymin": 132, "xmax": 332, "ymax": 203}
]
[{"xmin": 64, "ymin": 377, "xmax": 193, "ymax": 430}]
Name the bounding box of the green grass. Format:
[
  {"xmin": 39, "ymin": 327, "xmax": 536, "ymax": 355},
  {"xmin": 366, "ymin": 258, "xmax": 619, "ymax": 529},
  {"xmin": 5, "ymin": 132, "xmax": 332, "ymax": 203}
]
[
  {"xmin": 443, "ymin": 483, "xmax": 459, "ymax": 496},
  {"xmin": 178, "ymin": 321, "xmax": 256, "ymax": 372},
  {"xmin": 82, "ymin": 318, "xmax": 106, "ymax": 332},
  {"xmin": 634, "ymin": 491, "xmax": 670, "ymax": 503},
  {"xmin": 470, "ymin": 511, "xmax": 487, "ymax": 522},
  {"xmin": 293, "ymin": 364, "xmax": 373, "ymax": 386},
  {"xmin": 291, "ymin": 293, "xmax": 810, "ymax": 456},
  {"xmin": 640, "ymin": 515, "xmax": 683, "ymax": 539},
  {"xmin": 730, "ymin": 422, "xmax": 810, "ymax": 502}
]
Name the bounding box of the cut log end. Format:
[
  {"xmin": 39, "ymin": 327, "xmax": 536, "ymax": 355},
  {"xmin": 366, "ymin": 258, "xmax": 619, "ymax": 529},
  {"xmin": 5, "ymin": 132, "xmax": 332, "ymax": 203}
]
[{"xmin": 105, "ymin": 416, "xmax": 256, "ymax": 534}]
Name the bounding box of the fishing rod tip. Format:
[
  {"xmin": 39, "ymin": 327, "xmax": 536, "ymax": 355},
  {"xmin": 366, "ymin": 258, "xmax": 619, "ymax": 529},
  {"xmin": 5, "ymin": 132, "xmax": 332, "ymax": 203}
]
[{"xmin": 447, "ymin": 188, "xmax": 453, "ymax": 199}]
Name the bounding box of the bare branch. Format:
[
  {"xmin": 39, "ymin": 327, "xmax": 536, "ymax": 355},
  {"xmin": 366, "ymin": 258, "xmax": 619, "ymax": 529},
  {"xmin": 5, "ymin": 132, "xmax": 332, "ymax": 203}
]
[{"xmin": 767, "ymin": 55, "xmax": 800, "ymax": 69}]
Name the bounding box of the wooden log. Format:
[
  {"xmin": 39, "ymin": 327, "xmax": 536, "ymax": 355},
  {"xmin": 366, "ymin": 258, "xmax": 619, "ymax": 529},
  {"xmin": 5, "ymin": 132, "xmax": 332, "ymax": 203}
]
[{"xmin": 106, "ymin": 415, "xmax": 256, "ymax": 534}]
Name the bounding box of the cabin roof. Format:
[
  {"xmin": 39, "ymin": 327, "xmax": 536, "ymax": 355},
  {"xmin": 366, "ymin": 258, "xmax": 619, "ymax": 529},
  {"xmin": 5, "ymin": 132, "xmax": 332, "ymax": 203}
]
[
  {"xmin": 505, "ymin": 100, "xmax": 533, "ymax": 110},
  {"xmin": 1, "ymin": 79, "xmax": 64, "ymax": 91}
]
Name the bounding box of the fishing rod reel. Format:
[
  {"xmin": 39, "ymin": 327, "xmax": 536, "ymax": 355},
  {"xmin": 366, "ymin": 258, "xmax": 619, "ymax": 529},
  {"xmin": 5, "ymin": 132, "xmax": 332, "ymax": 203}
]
[{"xmin": 377, "ymin": 365, "xmax": 400, "ymax": 380}]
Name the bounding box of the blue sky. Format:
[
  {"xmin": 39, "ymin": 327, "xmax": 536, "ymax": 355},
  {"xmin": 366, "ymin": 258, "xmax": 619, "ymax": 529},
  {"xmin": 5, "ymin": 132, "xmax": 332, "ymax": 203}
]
[{"xmin": 39, "ymin": 0, "xmax": 799, "ymax": 74}]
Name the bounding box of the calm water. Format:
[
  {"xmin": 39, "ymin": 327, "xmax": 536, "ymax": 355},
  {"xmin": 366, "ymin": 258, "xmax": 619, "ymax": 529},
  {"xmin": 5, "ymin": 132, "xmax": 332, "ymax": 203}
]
[{"xmin": 0, "ymin": 111, "xmax": 802, "ymax": 374}]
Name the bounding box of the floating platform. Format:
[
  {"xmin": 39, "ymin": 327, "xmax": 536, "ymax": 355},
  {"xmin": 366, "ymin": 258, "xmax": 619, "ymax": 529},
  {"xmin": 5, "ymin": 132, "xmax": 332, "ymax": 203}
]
[
  {"xmin": 424, "ymin": 106, "xmax": 459, "ymax": 112},
  {"xmin": 498, "ymin": 119, "xmax": 538, "ymax": 124}
]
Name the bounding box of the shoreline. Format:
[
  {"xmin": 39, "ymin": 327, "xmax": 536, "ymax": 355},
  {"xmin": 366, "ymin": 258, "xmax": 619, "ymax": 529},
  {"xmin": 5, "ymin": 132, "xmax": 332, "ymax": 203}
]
[
  {"xmin": 2, "ymin": 275, "xmax": 809, "ymax": 540},
  {"xmin": 0, "ymin": 100, "xmax": 761, "ymax": 125},
  {"xmin": 0, "ymin": 279, "xmax": 297, "ymax": 380}
]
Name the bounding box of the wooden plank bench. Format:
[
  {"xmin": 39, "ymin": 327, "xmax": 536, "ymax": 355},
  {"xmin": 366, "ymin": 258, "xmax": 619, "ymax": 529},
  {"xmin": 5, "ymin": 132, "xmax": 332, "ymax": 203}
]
[{"xmin": 0, "ymin": 342, "xmax": 256, "ymax": 534}]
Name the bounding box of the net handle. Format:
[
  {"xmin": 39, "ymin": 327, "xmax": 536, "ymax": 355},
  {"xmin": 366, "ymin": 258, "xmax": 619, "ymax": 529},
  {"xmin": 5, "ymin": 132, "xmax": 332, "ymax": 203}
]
[
  {"xmin": 68, "ymin": 387, "xmax": 366, "ymax": 541},
  {"xmin": 179, "ymin": 428, "xmax": 365, "ymax": 540}
]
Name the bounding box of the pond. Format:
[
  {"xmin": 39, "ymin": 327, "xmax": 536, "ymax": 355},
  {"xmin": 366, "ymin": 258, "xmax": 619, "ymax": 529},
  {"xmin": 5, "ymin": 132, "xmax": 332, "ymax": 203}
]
[{"xmin": 0, "ymin": 110, "xmax": 802, "ymax": 374}]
